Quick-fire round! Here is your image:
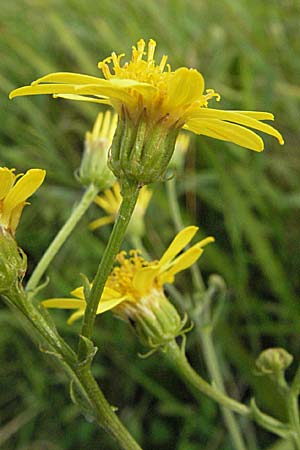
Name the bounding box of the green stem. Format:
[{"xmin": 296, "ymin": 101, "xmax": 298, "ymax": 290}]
[
  {"xmin": 26, "ymin": 183, "xmax": 99, "ymax": 292},
  {"xmin": 166, "ymin": 177, "xmax": 247, "ymax": 449},
  {"xmin": 74, "ymin": 367, "xmax": 142, "ymax": 450},
  {"xmin": 79, "ymin": 180, "xmax": 139, "ymax": 356},
  {"xmin": 287, "ymin": 367, "xmax": 300, "ymax": 449},
  {"xmin": 164, "ymin": 340, "xmax": 249, "ymax": 416}
]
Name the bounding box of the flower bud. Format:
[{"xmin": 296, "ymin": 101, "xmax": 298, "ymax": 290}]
[
  {"xmin": 255, "ymin": 347, "xmax": 293, "ymax": 376},
  {"xmin": 109, "ymin": 109, "xmax": 180, "ymax": 185},
  {"xmin": 116, "ymin": 290, "xmax": 189, "ymax": 350},
  {"xmin": 79, "ymin": 111, "xmax": 116, "ymax": 190},
  {"xmin": 0, "ymin": 227, "xmax": 27, "ymax": 294}
]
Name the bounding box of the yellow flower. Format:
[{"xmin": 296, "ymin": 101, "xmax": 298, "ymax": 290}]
[
  {"xmin": 42, "ymin": 226, "xmax": 214, "ymax": 325},
  {"xmin": 0, "ymin": 167, "xmax": 46, "ymax": 234},
  {"xmin": 79, "ymin": 110, "xmax": 117, "ymax": 189},
  {"xmin": 89, "ymin": 182, "xmax": 152, "ymax": 236},
  {"xmin": 9, "ymin": 39, "xmax": 283, "ymax": 152}
]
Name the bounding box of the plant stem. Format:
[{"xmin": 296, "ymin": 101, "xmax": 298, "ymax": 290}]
[
  {"xmin": 287, "ymin": 367, "xmax": 300, "ymax": 449},
  {"xmin": 164, "ymin": 340, "xmax": 249, "ymax": 416},
  {"xmin": 74, "ymin": 367, "xmax": 142, "ymax": 450},
  {"xmin": 3, "ymin": 290, "xmax": 142, "ymax": 450},
  {"xmin": 79, "ymin": 180, "xmax": 139, "ymax": 356},
  {"xmin": 26, "ymin": 183, "xmax": 99, "ymax": 292},
  {"xmin": 166, "ymin": 177, "xmax": 247, "ymax": 450}
]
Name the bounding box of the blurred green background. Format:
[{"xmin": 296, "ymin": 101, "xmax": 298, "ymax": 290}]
[{"xmin": 1, "ymin": 0, "xmax": 300, "ymax": 449}]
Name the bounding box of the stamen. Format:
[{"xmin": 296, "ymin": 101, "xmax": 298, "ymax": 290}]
[
  {"xmin": 111, "ymin": 52, "xmax": 119, "ymax": 69},
  {"xmin": 205, "ymin": 89, "xmax": 221, "ymax": 102},
  {"xmin": 159, "ymin": 55, "xmax": 168, "ymax": 72},
  {"xmin": 137, "ymin": 39, "xmax": 146, "ymax": 61},
  {"xmin": 147, "ymin": 39, "xmax": 157, "ymax": 62},
  {"xmin": 98, "ymin": 58, "xmax": 113, "ymax": 79}
]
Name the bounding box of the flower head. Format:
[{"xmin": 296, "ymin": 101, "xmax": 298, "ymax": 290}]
[
  {"xmin": 79, "ymin": 110, "xmax": 117, "ymax": 190},
  {"xmin": 0, "ymin": 168, "xmax": 45, "ymax": 234},
  {"xmin": 43, "ymin": 226, "xmax": 214, "ymax": 326},
  {"xmin": 10, "ymin": 38, "xmax": 283, "ymax": 153},
  {"xmin": 89, "ymin": 181, "xmax": 152, "ymax": 237}
]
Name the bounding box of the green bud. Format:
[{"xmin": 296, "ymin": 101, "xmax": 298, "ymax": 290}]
[
  {"xmin": 109, "ymin": 108, "xmax": 180, "ymax": 185},
  {"xmin": 255, "ymin": 347, "xmax": 293, "ymax": 376},
  {"xmin": 121, "ymin": 290, "xmax": 189, "ymax": 350},
  {"xmin": 0, "ymin": 227, "xmax": 27, "ymax": 294},
  {"xmin": 78, "ymin": 112, "xmax": 116, "ymax": 190}
]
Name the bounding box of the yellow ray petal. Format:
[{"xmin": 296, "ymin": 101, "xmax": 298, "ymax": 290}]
[
  {"xmin": 70, "ymin": 286, "xmax": 85, "ymax": 299},
  {"xmin": 160, "ymin": 246, "xmax": 204, "ymax": 284},
  {"xmin": 70, "ymin": 285, "xmax": 121, "ymax": 302},
  {"xmin": 102, "ymin": 286, "xmax": 123, "ymax": 299},
  {"xmin": 68, "ymin": 310, "xmax": 85, "ymax": 325},
  {"xmin": 133, "ymin": 265, "xmax": 160, "ymax": 293},
  {"xmin": 2, "ymin": 169, "xmax": 46, "ymax": 220},
  {"xmin": 42, "ymin": 298, "xmax": 86, "ymax": 309},
  {"xmin": 53, "ymin": 93, "xmax": 112, "ymax": 105},
  {"xmin": 232, "ymin": 111, "xmax": 274, "ymax": 120},
  {"xmin": 159, "ymin": 226, "xmax": 199, "ymax": 267},
  {"xmin": 103, "ymin": 186, "xmax": 120, "ymax": 206},
  {"xmin": 9, "ymin": 202, "xmax": 26, "ymax": 234},
  {"xmin": 96, "ymin": 296, "xmax": 128, "ymax": 314},
  {"xmin": 0, "ymin": 168, "xmax": 15, "ymax": 199},
  {"xmin": 187, "ymin": 109, "xmax": 284, "ymax": 144},
  {"xmin": 74, "ymin": 84, "xmax": 135, "ymax": 105},
  {"xmin": 185, "ymin": 118, "xmax": 264, "ymax": 151},
  {"xmin": 198, "ymin": 236, "xmax": 215, "ymax": 247},
  {"xmin": 9, "ymin": 84, "xmax": 80, "ymax": 99},
  {"xmin": 94, "ymin": 193, "xmax": 118, "ymax": 214},
  {"xmin": 32, "ymin": 72, "xmax": 111, "ymax": 85},
  {"xmin": 89, "ymin": 215, "xmax": 115, "ymax": 230},
  {"xmin": 167, "ymin": 68, "xmax": 205, "ymax": 108}
]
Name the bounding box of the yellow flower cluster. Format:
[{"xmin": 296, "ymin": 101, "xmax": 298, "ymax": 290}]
[
  {"xmin": 10, "ymin": 39, "xmax": 283, "ymax": 152},
  {"xmin": 43, "ymin": 226, "xmax": 214, "ymax": 324}
]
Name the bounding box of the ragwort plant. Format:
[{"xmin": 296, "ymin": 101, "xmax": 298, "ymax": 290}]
[{"xmin": 1, "ymin": 38, "xmax": 298, "ymax": 450}]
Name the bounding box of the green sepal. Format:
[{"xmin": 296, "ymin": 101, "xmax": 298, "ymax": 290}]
[
  {"xmin": 80, "ymin": 273, "xmax": 91, "ymax": 303},
  {"xmin": 109, "ymin": 110, "xmax": 180, "ymax": 185},
  {"xmin": 77, "ymin": 335, "xmax": 98, "ymax": 369},
  {"xmin": 38, "ymin": 345, "xmax": 63, "ymax": 360},
  {"xmin": 0, "ymin": 227, "xmax": 27, "ymax": 295}
]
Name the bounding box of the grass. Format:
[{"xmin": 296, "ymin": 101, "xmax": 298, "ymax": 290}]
[{"xmin": 0, "ymin": 0, "xmax": 300, "ymax": 449}]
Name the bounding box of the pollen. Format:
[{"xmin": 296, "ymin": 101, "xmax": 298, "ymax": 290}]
[
  {"xmin": 107, "ymin": 250, "xmax": 153, "ymax": 301},
  {"xmin": 98, "ymin": 39, "xmax": 171, "ymax": 90}
]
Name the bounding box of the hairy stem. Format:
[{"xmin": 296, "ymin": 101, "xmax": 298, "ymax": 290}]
[{"xmin": 164, "ymin": 340, "xmax": 249, "ymax": 416}]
